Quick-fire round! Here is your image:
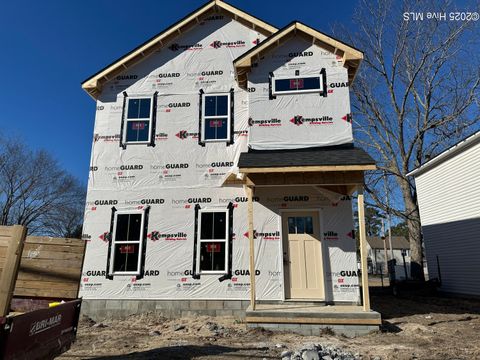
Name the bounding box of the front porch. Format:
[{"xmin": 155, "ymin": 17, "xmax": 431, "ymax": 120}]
[
  {"xmin": 245, "ymin": 302, "xmax": 381, "ymax": 336},
  {"xmin": 236, "ymin": 145, "xmax": 381, "ymax": 335}
]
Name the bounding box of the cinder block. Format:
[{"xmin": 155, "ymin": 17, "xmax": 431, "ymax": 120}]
[
  {"xmin": 181, "ymin": 310, "xmax": 201, "ymax": 317},
  {"xmin": 259, "ymin": 323, "xmax": 279, "ymax": 330},
  {"xmin": 156, "ymin": 309, "xmax": 182, "ymax": 318},
  {"xmin": 138, "ymin": 301, "xmax": 156, "ymax": 312},
  {"xmin": 154, "ymin": 300, "xmax": 174, "ymax": 310},
  {"xmin": 223, "ymin": 301, "xmax": 242, "ymax": 310},
  {"xmin": 215, "ymin": 309, "xmax": 233, "ymax": 316},
  {"xmin": 206, "ymin": 300, "xmax": 224, "ymax": 310},
  {"xmin": 231, "ymin": 310, "xmax": 246, "ymax": 319},
  {"xmin": 200, "ymin": 310, "xmax": 217, "ymax": 317},
  {"xmin": 121, "ymin": 301, "xmax": 139, "ymax": 312},
  {"xmin": 241, "ymin": 300, "xmax": 250, "ymax": 309},
  {"xmin": 299, "ymin": 324, "xmax": 313, "ymax": 336},
  {"xmin": 278, "ymin": 323, "xmax": 303, "ymax": 332},
  {"xmin": 105, "ymin": 300, "xmax": 123, "ymax": 310},
  {"xmin": 189, "ymin": 300, "xmax": 207, "ymax": 310}
]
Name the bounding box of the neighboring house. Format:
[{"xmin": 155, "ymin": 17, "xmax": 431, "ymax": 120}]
[
  {"xmin": 366, "ymin": 236, "xmax": 410, "ymax": 280},
  {"xmin": 408, "ymin": 131, "xmax": 480, "ymax": 297},
  {"xmin": 79, "ymin": 0, "xmax": 380, "ymax": 335}
]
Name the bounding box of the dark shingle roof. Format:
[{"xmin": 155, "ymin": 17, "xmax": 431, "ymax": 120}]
[
  {"xmin": 238, "ymin": 145, "xmax": 375, "ymax": 168},
  {"xmin": 367, "ymin": 236, "xmax": 410, "ymax": 250}
]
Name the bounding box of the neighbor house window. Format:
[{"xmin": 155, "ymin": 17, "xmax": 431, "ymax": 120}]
[
  {"xmin": 197, "ymin": 209, "xmax": 229, "ymax": 274},
  {"xmin": 109, "ymin": 210, "xmax": 145, "ymax": 275},
  {"xmin": 201, "ymin": 93, "xmax": 231, "ymax": 142},
  {"xmin": 124, "ymin": 97, "xmax": 153, "ymax": 143},
  {"xmin": 272, "ymin": 75, "xmax": 323, "ymax": 95}
]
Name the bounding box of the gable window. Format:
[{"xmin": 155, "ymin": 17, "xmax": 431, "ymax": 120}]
[
  {"xmin": 272, "ymin": 75, "xmax": 323, "ymax": 95},
  {"xmin": 109, "ymin": 210, "xmax": 146, "ymax": 275},
  {"xmin": 197, "ymin": 209, "xmax": 229, "ymax": 274},
  {"xmin": 124, "ymin": 98, "xmax": 153, "ymax": 143},
  {"xmin": 201, "ymin": 93, "xmax": 231, "ymax": 142}
]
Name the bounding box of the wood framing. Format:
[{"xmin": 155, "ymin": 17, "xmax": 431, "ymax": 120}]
[
  {"xmin": 246, "ymin": 185, "xmax": 256, "ymax": 310},
  {"xmin": 245, "ymin": 316, "xmax": 381, "ymax": 325},
  {"xmin": 81, "ymin": 0, "xmax": 277, "ymax": 99},
  {"xmin": 357, "ymin": 187, "xmax": 371, "ymax": 312},
  {"xmin": 0, "ymin": 225, "xmax": 27, "ymax": 316},
  {"xmin": 240, "ymin": 164, "xmax": 376, "ymax": 174},
  {"xmin": 233, "ymin": 21, "xmax": 364, "ymax": 87}
]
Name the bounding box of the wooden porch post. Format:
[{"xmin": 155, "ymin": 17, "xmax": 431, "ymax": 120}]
[
  {"xmin": 0, "ymin": 225, "xmax": 27, "ymax": 316},
  {"xmin": 357, "ymin": 187, "xmax": 371, "ymax": 312},
  {"xmin": 246, "ymin": 185, "xmax": 256, "ymax": 310}
]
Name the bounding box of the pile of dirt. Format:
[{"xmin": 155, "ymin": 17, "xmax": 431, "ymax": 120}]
[{"xmin": 59, "ymin": 293, "xmax": 480, "ymax": 359}]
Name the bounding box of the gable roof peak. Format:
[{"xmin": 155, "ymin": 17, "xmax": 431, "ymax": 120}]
[{"xmin": 81, "ymin": 0, "xmax": 277, "ymax": 100}]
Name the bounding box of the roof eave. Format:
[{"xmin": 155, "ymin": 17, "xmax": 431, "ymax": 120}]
[
  {"xmin": 407, "ymin": 131, "xmax": 480, "ymax": 177},
  {"xmin": 233, "ymin": 21, "xmax": 364, "ymax": 88},
  {"xmin": 81, "ymin": 0, "xmax": 278, "ymax": 100}
]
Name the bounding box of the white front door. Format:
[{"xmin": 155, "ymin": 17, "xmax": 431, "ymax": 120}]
[{"xmin": 282, "ymin": 211, "xmax": 324, "ymax": 299}]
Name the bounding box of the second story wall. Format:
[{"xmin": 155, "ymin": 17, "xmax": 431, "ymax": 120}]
[
  {"xmin": 88, "ymin": 14, "xmax": 266, "ymax": 191},
  {"xmin": 247, "ymin": 36, "xmax": 353, "ymax": 150}
]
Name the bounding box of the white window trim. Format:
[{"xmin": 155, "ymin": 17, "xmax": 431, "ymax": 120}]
[
  {"xmin": 196, "ymin": 208, "xmax": 229, "ymax": 275},
  {"xmin": 109, "ymin": 209, "xmax": 145, "ymax": 276},
  {"xmin": 272, "ymin": 74, "xmax": 323, "ymax": 95},
  {"xmin": 123, "ymin": 96, "xmax": 154, "ymax": 145},
  {"xmin": 201, "ymin": 92, "xmax": 231, "ymax": 143}
]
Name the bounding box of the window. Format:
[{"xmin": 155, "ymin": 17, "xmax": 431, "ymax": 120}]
[
  {"xmin": 272, "ymin": 75, "xmax": 323, "ymax": 95},
  {"xmin": 197, "ymin": 209, "xmax": 229, "ymax": 274},
  {"xmin": 124, "ymin": 98, "xmax": 153, "ymax": 143},
  {"xmin": 109, "ymin": 210, "xmax": 145, "ymax": 275},
  {"xmin": 288, "ymin": 216, "xmax": 314, "ymax": 234},
  {"xmin": 201, "ymin": 93, "xmax": 231, "ymax": 142}
]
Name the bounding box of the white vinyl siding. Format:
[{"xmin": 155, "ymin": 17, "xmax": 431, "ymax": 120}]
[
  {"xmin": 415, "ymin": 143, "xmax": 480, "ymax": 226},
  {"xmin": 414, "ymin": 140, "xmax": 480, "ymax": 296}
]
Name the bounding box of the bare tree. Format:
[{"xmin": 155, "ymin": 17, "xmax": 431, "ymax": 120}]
[
  {"xmin": 344, "ymin": 0, "xmax": 479, "ymax": 279},
  {"xmin": 0, "ymin": 137, "xmax": 85, "ymax": 237}
]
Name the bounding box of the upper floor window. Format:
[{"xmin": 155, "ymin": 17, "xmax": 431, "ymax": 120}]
[
  {"xmin": 124, "ymin": 97, "xmax": 153, "ymax": 144},
  {"xmin": 272, "ymin": 75, "xmax": 323, "ymax": 95},
  {"xmin": 201, "ymin": 93, "xmax": 231, "ymax": 142}
]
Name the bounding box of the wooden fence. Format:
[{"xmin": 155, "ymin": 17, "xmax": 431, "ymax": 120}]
[{"xmin": 0, "ymin": 226, "xmax": 86, "ymax": 312}]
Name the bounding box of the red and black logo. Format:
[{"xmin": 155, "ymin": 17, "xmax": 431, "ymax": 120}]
[
  {"xmin": 243, "ymin": 230, "xmax": 280, "ymax": 240},
  {"xmin": 248, "ymin": 118, "xmax": 282, "ymax": 127},
  {"xmin": 289, "ymin": 115, "xmax": 334, "ymax": 126},
  {"xmin": 209, "ymin": 40, "xmax": 246, "ymax": 49},
  {"xmin": 175, "ymin": 130, "xmax": 198, "ymax": 140},
  {"xmin": 169, "ymin": 43, "xmax": 202, "ymax": 51},
  {"xmin": 341, "ymin": 114, "xmax": 353, "ymax": 123},
  {"xmin": 148, "ymin": 231, "xmax": 187, "ymax": 241}
]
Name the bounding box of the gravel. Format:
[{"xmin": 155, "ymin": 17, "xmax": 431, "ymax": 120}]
[{"xmin": 282, "ymin": 344, "xmax": 366, "ymax": 360}]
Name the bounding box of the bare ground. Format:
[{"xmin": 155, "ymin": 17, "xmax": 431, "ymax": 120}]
[{"xmin": 59, "ymin": 292, "xmax": 480, "ymax": 360}]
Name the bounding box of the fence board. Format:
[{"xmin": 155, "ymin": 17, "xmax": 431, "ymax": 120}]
[{"xmin": 0, "ymin": 229, "xmax": 86, "ymax": 301}]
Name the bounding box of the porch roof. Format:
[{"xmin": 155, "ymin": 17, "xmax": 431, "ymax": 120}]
[{"xmin": 238, "ymin": 145, "xmax": 376, "ymax": 173}]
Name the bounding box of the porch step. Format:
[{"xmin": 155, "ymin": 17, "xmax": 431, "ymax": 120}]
[{"xmin": 246, "ymin": 304, "xmax": 381, "ymax": 326}]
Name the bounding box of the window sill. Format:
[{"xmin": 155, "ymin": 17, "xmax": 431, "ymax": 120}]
[
  {"xmin": 199, "ymin": 271, "xmax": 228, "ymax": 275},
  {"xmin": 123, "ymin": 141, "xmax": 151, "ymax": 145},
  {"xmin": 109, "ymin": 272, "xmax": 141, "ymax": 276}
]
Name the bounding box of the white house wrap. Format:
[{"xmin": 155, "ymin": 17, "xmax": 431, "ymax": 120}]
[{"xmin": 80, "ymin": 2, "xmax": 367, "ymax": 306}]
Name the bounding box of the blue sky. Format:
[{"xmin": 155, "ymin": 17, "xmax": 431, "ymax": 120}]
[{"xmin": 0, "ymin": 0, "xmax": 355, "ymax": 183}]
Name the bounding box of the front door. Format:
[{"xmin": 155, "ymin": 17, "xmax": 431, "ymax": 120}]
[{"xmin": 282, "ymin": 211, "xmax": 324, "ymax": 299}]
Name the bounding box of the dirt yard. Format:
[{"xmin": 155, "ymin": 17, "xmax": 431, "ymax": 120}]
[{"xmin": 59, "ymin": 291, "xmax": 480, "ymax": 359}]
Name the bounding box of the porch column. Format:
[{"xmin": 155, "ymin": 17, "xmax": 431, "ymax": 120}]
[
  {"xmin": 357, "ymin": 186, "xmax": 371, "ymax": 311},
  {"xmin": 246, "ymin": 185, "xmax": 256, "ymax": 310}
]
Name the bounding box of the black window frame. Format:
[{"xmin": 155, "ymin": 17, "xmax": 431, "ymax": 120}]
[
  {"xmin": 106, "ymin": 207, "xmax": 149, "ymax": 279},
  {"xmin": 119, "ymin": 92, "xmax": 158, "ymax": 148},
  {"xmin": 200, "ymin": 92, "xmax": 232, "ymax": 143}
]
